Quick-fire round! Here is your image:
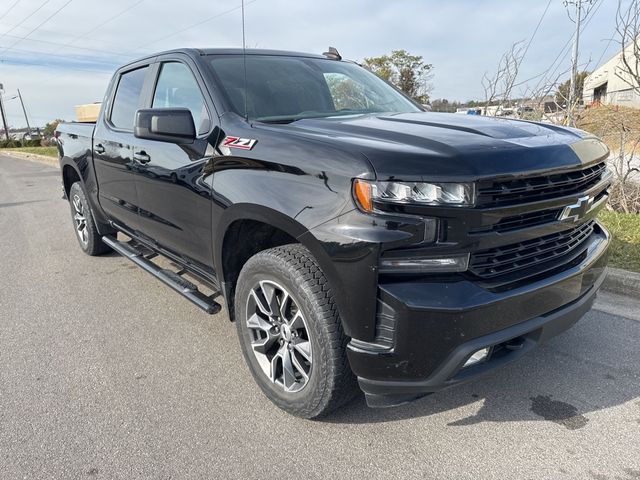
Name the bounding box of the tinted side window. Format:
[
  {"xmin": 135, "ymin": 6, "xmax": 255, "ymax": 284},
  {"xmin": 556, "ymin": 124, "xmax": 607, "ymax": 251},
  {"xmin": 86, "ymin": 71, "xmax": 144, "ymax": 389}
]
[
  {"xmin": 110, "ymin": 66, "xmax": 148, "ymax": 130},
  {"xmin": 152, "ymin": 62, "xmax": 210, "ymax": 134}
]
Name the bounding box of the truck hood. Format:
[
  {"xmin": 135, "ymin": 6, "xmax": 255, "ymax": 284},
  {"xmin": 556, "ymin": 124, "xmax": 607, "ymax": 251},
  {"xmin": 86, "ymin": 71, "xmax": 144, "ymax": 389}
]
[{"xmin": 269, "ymin": 112, "xmax": 607, "ymax": 181}]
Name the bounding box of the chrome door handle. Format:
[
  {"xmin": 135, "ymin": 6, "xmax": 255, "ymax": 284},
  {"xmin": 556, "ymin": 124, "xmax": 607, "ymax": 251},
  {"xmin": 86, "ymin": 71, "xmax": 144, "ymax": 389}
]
[{"xmin": 133, "ymin": 151, "xmax": 151, "ymax": 164}]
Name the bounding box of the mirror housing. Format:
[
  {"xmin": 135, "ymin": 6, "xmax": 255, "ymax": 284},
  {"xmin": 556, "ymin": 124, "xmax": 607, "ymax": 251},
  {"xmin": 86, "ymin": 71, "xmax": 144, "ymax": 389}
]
[{"xmin": 134, "ymin": 108, "xmax": 196, "ymax": 144}]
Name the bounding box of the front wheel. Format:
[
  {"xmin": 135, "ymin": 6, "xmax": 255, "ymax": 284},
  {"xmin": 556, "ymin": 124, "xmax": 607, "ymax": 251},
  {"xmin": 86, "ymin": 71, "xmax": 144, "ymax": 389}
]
[
  {"xmin": 68, "ymin": 182, "xmax": 111, "ymax": 256},
  {"xmin": 235, "ymin": 244, "xmax": 358, "ymax": 418}
]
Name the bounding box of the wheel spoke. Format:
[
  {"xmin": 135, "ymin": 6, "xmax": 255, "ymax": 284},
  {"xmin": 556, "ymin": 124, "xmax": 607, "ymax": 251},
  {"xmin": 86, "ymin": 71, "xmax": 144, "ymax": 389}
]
[
  {"xmin": 292, "ymin": 339, "xmax": 312, "ymax": 362},
  {"xmin": 247, "ymin": 314, "xmax": 279, "ymax": 354},
  {"xmin": 281, "ymin": 348, "xmax": 298, "ymax": 391},
  {"xmin": 278, "ymin": 290, "xmax": 290, "ymax": 320},
  {"xmin": 269, "ymin": 345, "xmax": 286, "ymax": 383},
  {"xmin": 246, "ymin": 312, "xmax": 273, "ymax": 333},
  {"xmin": 260, "ymin": 281, "xmax": 281, "ymax": 316},
  {"xmin": 251, "ymin": 333, "xmax": 278, "ymax": 355},
  {"xmin": 290, "ymin": 350, "xmax": 309, "ymax": 381},
  {"xmin": 289, "ymin": 311, "xmax": 305, "ymax": 330},
  {"xmin": 249, "ymin": 289, "xmax": 271, "ymax": 317},
  {"xmin": 72, "ymin": 195, "xmax": 84, "ymax": 215}
]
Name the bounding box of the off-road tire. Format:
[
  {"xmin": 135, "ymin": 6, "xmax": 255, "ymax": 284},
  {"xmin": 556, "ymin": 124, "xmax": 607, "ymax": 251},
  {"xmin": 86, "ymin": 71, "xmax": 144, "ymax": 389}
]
[
  {"xmin": 68, "ymin": 182, "xmax": 111, "ymax": 256},
  {"xmin": 235, "ymin": 244, "xmax": 358, "ymax": 419}
]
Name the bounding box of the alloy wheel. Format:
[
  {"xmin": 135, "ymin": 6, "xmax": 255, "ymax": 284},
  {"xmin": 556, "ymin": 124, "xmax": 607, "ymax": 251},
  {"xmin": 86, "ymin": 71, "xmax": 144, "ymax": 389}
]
[
  {"xmin": 72, "ymin": 194, "xmax": 88, "ymax": 246},
  {"xmin": 245, "ymin": 280, "xmax": 312, "ymax": 393}
]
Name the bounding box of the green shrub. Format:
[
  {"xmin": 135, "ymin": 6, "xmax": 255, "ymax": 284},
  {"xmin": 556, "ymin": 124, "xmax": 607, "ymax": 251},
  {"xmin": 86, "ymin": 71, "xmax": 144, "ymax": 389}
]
[{"xmin": 0, "ymin": 139, "xmax": 21, "ymax": 148}]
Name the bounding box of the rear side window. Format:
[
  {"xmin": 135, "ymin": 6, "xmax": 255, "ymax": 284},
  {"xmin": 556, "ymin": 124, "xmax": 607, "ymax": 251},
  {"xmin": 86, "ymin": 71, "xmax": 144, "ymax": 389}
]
[
  {"xmin": 152, "ymin": 62, "xmax": 210, "ymax": 135},
  {"xmin": 110, "ymin": 66, "xmax": 148, "ymax": 130}
]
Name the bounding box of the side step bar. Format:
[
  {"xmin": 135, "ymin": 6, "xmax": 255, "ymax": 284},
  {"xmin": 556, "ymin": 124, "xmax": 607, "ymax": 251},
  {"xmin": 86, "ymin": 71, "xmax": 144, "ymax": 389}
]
[{"xmin": 102, "ymin": 235, "xmax": 222, "ymax": 314}]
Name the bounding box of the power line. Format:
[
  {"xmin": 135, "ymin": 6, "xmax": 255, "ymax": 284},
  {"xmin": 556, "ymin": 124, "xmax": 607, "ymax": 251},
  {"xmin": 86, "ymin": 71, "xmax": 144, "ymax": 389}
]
[
  {"xmin": 0, "ymin": 25, "xmax": 146, "ymax": 55},
  {"xmin": 0, "ymin": 2, "xmax": 150, "ymax": 64},
  {"xmin": 593, "ymin": 35, "xmax": 616, "ymax": 69},
  {"xmin": 128, "ymin": 0, "xmax": 259, "ymax": 52},
  {"xmin": 509, "ymin": 0, "xmax": 552, "ymax": 93},
  {"xmin": 520, "ymin": 0, "xmax": 553, "ymax": 68},
  {"xmin": 0, "ymin": 0, "xmax": 22, "ymax": 23},
  {"xmin": 61, "ymin": 0, "xmax": 144, "ymax": 50},
  {"xmin": 0, "ymin": 0, "xmax": 74, "ymax": 55},
  {"xmin": 0, "ymin": 44, "xmax": 120, "ymax": 70},
  {"xmin": 530, "ymin": 0, "xmax": 604, "ymax": 96},
  {"xmin": 0, "ymin": 0, "xmax": 52, "ymax": 44},
  {"xmin": 0, "ymin": 32, "xmax": 136, "ymax": 58},
  {"xmin": 0, "ymin": 0, "xmax": 145, "ymax": 98}
]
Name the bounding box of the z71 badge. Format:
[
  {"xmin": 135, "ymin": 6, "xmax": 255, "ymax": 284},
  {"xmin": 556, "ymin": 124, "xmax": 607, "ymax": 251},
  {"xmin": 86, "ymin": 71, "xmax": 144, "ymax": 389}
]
[{"xmin": 222, "ymin": 136, "xmax": 258, "ymax": 150}]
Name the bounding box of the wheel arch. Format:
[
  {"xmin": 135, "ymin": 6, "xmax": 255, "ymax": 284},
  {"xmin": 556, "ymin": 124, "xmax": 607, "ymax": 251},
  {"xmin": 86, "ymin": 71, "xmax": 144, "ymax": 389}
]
[
  {"xmin": 215, "ymin": 204, "xmax": 343, "ymax": 325},
  {"xmin": 61, "ymin": 160, "xmax": 82, "ymax": 199}
]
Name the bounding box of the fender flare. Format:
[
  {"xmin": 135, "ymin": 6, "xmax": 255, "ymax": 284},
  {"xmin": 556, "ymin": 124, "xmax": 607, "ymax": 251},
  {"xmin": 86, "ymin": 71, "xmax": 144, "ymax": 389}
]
[
  {"xmin": 59, "ymin": 157, "xmax": 84, "ymax": 198},
  {"xmin": 213, "ymin": 203, "xmax": 347, "ymax": 327},
  {"xmin": 214, "ymin": 203, "xmax": 333, "ymax": 276}
]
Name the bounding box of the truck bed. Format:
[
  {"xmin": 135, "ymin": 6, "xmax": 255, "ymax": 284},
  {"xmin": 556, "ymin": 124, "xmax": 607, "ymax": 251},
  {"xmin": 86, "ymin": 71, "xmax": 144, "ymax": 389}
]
[{"xmin": 57, "ymin": 122, "xmax": 95, "ymax": 163}]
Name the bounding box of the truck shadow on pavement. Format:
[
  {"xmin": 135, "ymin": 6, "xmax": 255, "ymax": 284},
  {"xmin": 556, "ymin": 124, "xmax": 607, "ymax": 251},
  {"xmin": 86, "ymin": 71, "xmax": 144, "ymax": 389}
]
[{"xmin": 326, "ymin": 309, "xmax": 640, "ymax": 426}]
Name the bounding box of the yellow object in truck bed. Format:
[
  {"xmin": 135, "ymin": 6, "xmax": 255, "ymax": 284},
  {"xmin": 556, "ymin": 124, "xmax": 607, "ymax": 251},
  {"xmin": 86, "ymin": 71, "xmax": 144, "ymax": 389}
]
[{"xmin": 74, "ymin": 103, "xmax": 101, "ymax": 123}]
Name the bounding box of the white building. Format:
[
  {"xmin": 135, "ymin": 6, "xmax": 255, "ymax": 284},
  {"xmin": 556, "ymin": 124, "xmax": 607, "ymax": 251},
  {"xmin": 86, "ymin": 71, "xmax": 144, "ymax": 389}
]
[{"xmin": 583, "ymin": 37, "xmax": 640, "ymax": 108}]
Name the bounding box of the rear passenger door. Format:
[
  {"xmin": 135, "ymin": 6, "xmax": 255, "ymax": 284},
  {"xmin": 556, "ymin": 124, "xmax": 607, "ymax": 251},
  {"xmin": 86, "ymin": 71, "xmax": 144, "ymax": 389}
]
[
  {"xmin": 133, "ymin": 58, "xmax": 216, "ymax": 269},
  {"xmin": 93, "ymin": 63, "xmax": 152, "ymax": 232}
]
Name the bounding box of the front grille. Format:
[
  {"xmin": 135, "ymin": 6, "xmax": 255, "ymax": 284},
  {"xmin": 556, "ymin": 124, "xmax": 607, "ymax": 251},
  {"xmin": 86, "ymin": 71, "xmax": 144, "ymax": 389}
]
[
  {"xmin": 472, "ymin": 208, "xmax": 562, "ymax": 234},
  {"xmin": 469, "ymin": 221, "xmax": 595, "ymax": 282},
  {"xmin": 477, "ymin": 162, "xmax": 606, "ymax": 207}
]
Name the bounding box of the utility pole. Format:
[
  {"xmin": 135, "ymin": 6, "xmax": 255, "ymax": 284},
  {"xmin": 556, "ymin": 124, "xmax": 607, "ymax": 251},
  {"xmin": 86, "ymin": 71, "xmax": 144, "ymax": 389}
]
[
  {"xmin": 565, "ymin": 0, "xmax": 594, "ymax": 125},
  {"xmin": 16, "ymin": 90, "xmax": 32, "ymax": 134},
  {"xmin": 0, "ymin": 84, "xmax": 9, "ymax": 140},
  {"xmin": 567, "ymin": 0, "xmax": 582, "ymax": 126}
]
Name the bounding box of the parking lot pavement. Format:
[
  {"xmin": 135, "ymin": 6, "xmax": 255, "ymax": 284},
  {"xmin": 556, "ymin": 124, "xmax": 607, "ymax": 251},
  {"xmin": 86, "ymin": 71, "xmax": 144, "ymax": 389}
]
[{"xmin": 1, "ymin": 153, "xmax": 639, "ymax": 480}]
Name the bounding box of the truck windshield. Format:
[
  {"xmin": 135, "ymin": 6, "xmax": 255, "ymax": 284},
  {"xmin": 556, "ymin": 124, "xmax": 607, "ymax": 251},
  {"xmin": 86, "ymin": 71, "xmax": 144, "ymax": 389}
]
[{"xmin": 205, "ymin": 54, "xmax": 421, "ymax": 123}]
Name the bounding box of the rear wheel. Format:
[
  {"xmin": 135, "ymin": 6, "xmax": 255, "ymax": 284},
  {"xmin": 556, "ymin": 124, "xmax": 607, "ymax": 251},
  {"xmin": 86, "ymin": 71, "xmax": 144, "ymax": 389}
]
[
  {"xmin": 68, "ymin": 182, "xmax": 111, "ymax": 256},
  {"xmin": 235, "ymin": 244, "xmax": 358, "ymax": 418}
]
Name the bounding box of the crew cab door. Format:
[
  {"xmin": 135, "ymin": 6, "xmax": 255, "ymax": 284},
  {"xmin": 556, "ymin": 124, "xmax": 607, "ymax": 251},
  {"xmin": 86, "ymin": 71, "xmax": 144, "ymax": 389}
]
[
  {"xmin": 132, "ymin": 59, "xmax": 215, "ymax": 268},
  {"xmin": 93, "ymin": 63, "xmax": 152, "ymax": 232}
]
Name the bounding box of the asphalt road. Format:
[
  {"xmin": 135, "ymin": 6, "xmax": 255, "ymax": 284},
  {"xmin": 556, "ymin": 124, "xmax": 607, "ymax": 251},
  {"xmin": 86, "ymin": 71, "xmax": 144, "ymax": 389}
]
[{"xmin": 1, "ymin": 153, "xmax": 639, "ymax": 480}]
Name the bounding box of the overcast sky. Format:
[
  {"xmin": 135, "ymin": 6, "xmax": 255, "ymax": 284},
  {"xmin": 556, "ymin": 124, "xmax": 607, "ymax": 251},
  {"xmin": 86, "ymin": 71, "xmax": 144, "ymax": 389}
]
[{"xmin": 0, "ymin": 0, "xmax": 623, "ymax": 127}]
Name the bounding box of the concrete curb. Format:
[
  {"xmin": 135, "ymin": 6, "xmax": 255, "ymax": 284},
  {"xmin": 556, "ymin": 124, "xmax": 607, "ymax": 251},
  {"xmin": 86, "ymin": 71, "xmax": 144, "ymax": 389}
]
[
  {"xmin": 2, "ymin": 150, "xmax": 58, "ymax": 167},
  {"xmin": 602, "ymin": 267, "xmax": 640, "ymax": 297}
]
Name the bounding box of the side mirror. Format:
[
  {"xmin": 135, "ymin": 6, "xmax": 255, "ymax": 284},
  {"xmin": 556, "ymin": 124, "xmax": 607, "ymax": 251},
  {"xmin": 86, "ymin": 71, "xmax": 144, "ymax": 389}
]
[{"xmin": 134, "ymin": 108, "xmax": 196, "ymax": 144}]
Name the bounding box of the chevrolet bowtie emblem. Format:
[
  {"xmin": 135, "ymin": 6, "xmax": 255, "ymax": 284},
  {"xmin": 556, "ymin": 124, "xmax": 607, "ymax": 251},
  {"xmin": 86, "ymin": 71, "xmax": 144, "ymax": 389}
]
[{"xmin": 559, "ymin": 195, "xmax": 594, "ymax": 222}]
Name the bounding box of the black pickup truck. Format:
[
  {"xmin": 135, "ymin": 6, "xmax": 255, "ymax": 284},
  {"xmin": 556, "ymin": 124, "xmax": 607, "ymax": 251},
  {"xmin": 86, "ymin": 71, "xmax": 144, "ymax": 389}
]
[{"xmin": 56, "ymin": 48, "xmax": 611, "ymax": 418}]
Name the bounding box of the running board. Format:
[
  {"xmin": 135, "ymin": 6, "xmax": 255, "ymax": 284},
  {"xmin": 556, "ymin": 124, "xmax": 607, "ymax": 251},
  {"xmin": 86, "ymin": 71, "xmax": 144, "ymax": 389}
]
[{"xmin": 102, "ymin": 235, "xmax": 222, "ymax": 314}]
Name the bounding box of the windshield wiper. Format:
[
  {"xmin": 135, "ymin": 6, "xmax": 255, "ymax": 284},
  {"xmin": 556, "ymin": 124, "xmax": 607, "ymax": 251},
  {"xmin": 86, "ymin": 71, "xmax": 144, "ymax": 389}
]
[{"xmin": 255, "ymin": 109, "xmax": 384, "ymax": 124}]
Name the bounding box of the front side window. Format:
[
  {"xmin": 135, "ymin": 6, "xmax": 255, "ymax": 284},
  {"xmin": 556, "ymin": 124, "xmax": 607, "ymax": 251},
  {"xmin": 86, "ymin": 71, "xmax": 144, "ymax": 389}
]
[
  {"xmin": 110, "ymin": 66, "xmax": 148, "ymax": 130},
  {"xmin": 205, "ymin": 55, "xmax": 420, "ymax": 123},
  {"xmin": 152, "ymin": 62, "xmax": 210, "ymax": 134}
]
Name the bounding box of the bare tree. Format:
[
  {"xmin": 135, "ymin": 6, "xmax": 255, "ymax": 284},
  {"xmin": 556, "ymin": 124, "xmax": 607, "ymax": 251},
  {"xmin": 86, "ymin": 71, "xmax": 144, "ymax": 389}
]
[
  {"xmin": 520, "ymin": 67, "xmax": 570, "ymax": 120},
  {"xmin": 481, "ymin": 41, "xmax": 526, "ymax": 115},
  {"xmin": 615, "ymin": 0, "xmax": 640, "ymax": 95}
]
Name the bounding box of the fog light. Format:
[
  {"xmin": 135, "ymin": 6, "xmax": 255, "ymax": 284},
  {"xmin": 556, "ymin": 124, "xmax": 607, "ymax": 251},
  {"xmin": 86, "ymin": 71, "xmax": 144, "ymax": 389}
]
[
  {"xmin": 463, "ymin": 347, "xmax": 490, "ymax": 367},
  {"xmin": 379, "ymin": 253, "xmax": 469, "ymax": 273}
]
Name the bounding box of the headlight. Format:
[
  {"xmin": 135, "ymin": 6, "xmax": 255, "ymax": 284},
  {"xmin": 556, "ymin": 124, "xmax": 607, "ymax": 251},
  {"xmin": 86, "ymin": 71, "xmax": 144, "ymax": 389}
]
[{"xmin": 353, "ymin": 179, "xmax": 475, "ymax": 213}]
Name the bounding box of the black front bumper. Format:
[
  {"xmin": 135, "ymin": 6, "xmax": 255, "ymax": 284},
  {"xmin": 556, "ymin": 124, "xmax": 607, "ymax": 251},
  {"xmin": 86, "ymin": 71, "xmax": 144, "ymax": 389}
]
[{"xmin": 348, "ymin": 223, "xmax": 610, "ymax": 407}]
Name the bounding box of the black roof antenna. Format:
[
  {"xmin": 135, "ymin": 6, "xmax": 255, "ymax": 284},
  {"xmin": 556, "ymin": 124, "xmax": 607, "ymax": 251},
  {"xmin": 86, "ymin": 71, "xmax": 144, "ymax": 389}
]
[
  {"xmin": 323, "ymin": 47, "xmax": 342, "ymax": 60},
  {"xmin": 241, "ymin": 0, "xmax": 248, "ymax": 121}
]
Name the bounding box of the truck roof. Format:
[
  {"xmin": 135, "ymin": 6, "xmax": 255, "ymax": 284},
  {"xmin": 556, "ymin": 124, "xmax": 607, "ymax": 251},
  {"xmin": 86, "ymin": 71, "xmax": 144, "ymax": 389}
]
[{"xmin": 123, "ymin": 48, "xmax": 328, "ymax": 69}]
